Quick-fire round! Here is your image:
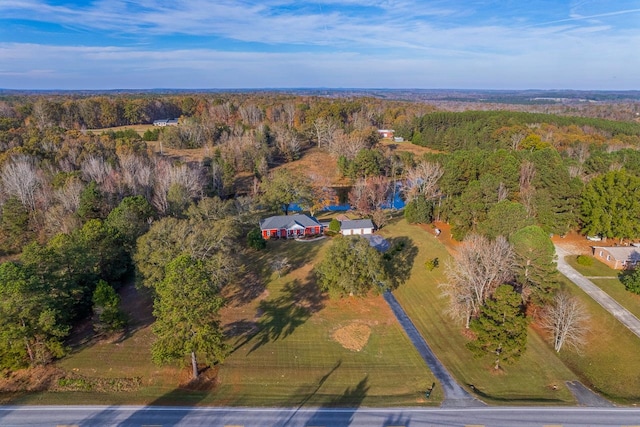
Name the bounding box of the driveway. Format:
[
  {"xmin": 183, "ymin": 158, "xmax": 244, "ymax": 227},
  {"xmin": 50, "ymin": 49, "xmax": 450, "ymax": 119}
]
[
  {"xmin": 554, "ymin": 245, "xmax": 640, "ymax": 339},
  {"xmin": 383, "ymin": 291, "xmax": 485, "ymax": 407}
]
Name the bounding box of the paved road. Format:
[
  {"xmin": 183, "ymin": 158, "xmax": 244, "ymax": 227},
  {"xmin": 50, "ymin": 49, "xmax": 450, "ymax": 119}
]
[
  {"xmin": 555, "ymin": 245, "xmax": 640, "ymax": 339},
  {"xmin": 1, "ymin": 405, "xmax": 640, "ymax": 426},
  {"xmin": 383, "ymin": 291, "xmax": 484, "ymax": 407}
]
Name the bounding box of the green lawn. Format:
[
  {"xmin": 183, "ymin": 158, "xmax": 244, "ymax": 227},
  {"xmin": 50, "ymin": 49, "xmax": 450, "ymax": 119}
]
[
  {"xmin": 566, "ymin": 255, "xmax": 618, "ymax": 278},
  {"xmin": 383, "ymin": 219, "xmax": 640, "ymax": 405},
  {"xmin": 14, "ymin": 236, "xmax": 438, "ymax": 406},
  {"xmin": 554, "ymin": 277, "xmax": 640, "ymax": 403}
]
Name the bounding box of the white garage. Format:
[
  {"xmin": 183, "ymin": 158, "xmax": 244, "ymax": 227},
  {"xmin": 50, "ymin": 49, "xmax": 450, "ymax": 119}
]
[{"xmin": 340, "ymin": 219, "xmax": 374, "ymax": 236}]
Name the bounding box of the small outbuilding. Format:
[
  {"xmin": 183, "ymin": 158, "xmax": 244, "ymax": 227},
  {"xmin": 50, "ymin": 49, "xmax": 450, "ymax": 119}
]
[
  {"xmin": 340, "ymin": 219, "xmax": 375, "ymax": 236},
  {"xmin": 592, "ymin": 246, "xmax": 640, "ymax": 269}
]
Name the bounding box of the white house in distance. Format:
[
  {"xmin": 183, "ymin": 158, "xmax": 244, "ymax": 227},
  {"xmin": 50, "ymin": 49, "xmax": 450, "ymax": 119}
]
[
  {"xmin": 153, "ymin": 118, "xmax": 179, "ymax": 126},
  {"xmin": 340, "ymin": 219, "xmax": 375, "ymax": 236},
  {"xmin": 259, "ymin": 214, "xmax": 323, "ymax": 239},
  {"xmin": 377, "ymin": 129, "xmax": 395, "ymax": 139}
]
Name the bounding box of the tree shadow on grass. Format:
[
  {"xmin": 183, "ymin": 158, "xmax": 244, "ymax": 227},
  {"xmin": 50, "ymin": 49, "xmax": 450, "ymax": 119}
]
[
  {"xmin": 231, "ymin": 277, "xmax": 326, "ymax": 355},
  {"xmin": 383, "ymin": 236, "xmax": 418, "ymax": 290}
]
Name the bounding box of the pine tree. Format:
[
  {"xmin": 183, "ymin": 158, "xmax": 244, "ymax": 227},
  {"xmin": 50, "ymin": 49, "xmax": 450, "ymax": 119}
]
[{"xmin": 467, "ymin": 284, "xmax": 528, "ymax": 370}]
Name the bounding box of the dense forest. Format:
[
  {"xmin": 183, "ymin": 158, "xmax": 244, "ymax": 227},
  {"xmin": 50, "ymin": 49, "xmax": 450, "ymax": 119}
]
[{"xmin": 1, "ymin": 92, "xmax": 640, "ymax": 375}]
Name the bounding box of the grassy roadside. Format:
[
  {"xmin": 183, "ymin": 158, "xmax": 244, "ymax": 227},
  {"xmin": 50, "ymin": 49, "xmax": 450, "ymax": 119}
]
[
  {"xmin": 383, "ymin": 219, "xmax": 640, "ymax": 405},
  {"xmin": 8, "ymin": 236, "xmax": 439, "ymax": 406},
  {"xmin": 566, "ymin": 255, "xmax": 640, "ymax": 319}
]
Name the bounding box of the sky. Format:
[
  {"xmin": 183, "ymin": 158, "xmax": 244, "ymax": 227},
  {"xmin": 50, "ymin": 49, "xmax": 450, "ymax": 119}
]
[{"xmin": 0, "ymin": 0, "xmax": 639, "ymax": 90}]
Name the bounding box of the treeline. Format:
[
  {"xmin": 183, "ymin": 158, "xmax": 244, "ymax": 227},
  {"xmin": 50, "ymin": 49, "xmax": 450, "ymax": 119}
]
[{"xmin": 402, "ymin": 110, "xmax": 640, "ymax": 151}]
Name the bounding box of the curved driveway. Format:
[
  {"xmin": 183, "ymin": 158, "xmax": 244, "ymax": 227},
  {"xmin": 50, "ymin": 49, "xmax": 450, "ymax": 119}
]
[{"xmin": 555, "ymin": 245, "xmax": 640, "ymax": 339}]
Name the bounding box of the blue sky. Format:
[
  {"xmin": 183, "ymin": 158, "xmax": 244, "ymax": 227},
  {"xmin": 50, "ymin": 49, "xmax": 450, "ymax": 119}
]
[{"xmin": 0, "ymin": 0, "xmax": 639, "ymax": 90}]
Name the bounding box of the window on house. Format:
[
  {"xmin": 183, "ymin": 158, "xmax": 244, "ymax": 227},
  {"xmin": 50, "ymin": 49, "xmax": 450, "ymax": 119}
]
[
  {"xmin": 607, "ymin": 255, "xmax": 611, "ymax": 261},
  {"xmin": 599, "ymin": 251, "xmax": 603, "ymax": 257}
]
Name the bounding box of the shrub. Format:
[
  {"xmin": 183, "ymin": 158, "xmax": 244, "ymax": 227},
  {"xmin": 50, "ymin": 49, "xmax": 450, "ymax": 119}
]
[
  {"xmin": 620, "ymin": 269, "xmax": 640, "ymax": 295},
  {"xmin": 404, "ymin": 195, "xmax": 434, "ymax": 224},
  {"xmin": 576, "ymin": 255, "xmax": 593, "ymax": 266},
  {"xmin": 247, "ymin": 228, "xmax": 267, "ymax": 250},
  {"xmin": 329, "ymin": 218, "xmax": 341, "ymax": 233},
  {"xmin": 425, "ymin": 257, "xmax": 439, "ymax": 271}
]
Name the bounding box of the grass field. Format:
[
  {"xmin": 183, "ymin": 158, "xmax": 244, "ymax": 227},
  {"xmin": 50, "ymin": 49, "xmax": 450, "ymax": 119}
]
[
  {"xmin": 383, "ymin": 219, "xmax": 640, "ymax": 405},
  {"xmin": 7, "ymin": 235, "xmax": 439, "ymax": 406}
]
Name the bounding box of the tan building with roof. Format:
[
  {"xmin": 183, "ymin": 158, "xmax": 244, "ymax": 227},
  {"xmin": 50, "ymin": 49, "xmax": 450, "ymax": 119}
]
[{"xmin": 592, "ymin": 246, "xmax": 640, "ymax": 270}]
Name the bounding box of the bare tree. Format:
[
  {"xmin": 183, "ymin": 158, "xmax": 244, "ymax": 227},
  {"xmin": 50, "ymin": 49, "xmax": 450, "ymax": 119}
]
[
  {"xmin": 271, "ymin": 256, "xmax": 291, "ymax": 278},
  {"xmin": 118, "ymin": 153, "xmax": 152, "ymax": 197},
  {"xmin": 275, "ymin": 128, "xmax": 301, "ymax": 162},
  {"xmin": 404, "ymin": 161, "xmax": 443, "ymax": 202},
  {"xmin": 283, "ymin": 102, "xmax": 296, "ymax": 128},
  {"xmin": 82, "ymin": 156, "xmax": 113, "ymax": 185},
  {"xmin": 1, "ymin": 155, "xmax": 40, "ymax": 211},
  {"xmin": 348, "ymin": 176, "xmax": 390, "ymax": 215},
  {"xmin": 54, "ymin": 176, "xmax": 84, "ymax": 213},
  {"xmin": 540, "ymin": 291, "xmax": 590, "ymax": 352},
  {"xmin": 239, "ymin": 103, "xmax": 263, "ymax": 127},
  {"xmin": 152, "ymin": 159, "xmax": 205, "ymax": 214},
  {"xmin": 441, "ymin": 234, "xmax": 515, "ymax": 328},
  {"xmin": 313, "ymin": 117, "xmax": 338, "ymax": 149}
]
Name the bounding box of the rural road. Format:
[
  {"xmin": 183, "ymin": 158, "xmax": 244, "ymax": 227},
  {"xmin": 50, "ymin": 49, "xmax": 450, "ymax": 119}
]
[
  {"xmin": 1, "ymin": 405, "xmax": 640, "ymax": 426},
  {"xmin": 554, "ymin": 245, "xmax": 640, "ymax": 339},
  {"xmin": 383, "ymin": 291, "xmax": 484, "ymax": 407}
]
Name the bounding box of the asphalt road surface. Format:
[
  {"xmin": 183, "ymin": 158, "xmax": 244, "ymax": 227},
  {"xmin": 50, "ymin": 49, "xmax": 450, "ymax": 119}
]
[
  {"xmin": 555, "ymin": 245, "xmax": 640, "ymax": 339},
  {"xmin": 1, "ymin": 405, "xmax": 640, "ymax": 426}
]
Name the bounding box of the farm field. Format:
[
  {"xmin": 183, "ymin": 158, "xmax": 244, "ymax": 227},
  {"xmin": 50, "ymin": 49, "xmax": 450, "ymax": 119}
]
[{"xmin": 3, "ymin": 236, "xmax": 438, "ymax": 407}]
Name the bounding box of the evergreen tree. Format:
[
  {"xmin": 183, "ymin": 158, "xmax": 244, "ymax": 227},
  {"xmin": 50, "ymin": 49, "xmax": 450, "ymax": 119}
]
[
  {"xmin": 92, "ymin": 280, "xmax": 126, "ymax": 332},
  {"xmin": 467, "ymin": 284, "xmax": 528, "ymax": 370},
  {"xmin": 152, "ymin": 255, "xmax": 227, "ymax": 379},
  {"xmin": 509, "ymin": 225, "xmax": 558, "ymax": 305}
]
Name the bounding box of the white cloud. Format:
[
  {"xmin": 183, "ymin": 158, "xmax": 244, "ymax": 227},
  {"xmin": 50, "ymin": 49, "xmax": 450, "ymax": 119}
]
[{"xmin": 1, "ymin": 38, "xmax": 638, "ymax": 90}]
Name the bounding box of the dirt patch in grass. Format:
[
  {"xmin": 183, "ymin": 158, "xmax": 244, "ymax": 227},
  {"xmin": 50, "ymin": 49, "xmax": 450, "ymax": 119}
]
[
  {"xmin": 276, "ymin": 148, "xmax": 349, "ymax": 186},
  {"xmin": 552, "ymin": 231, "xmax": 597, "ymax": 255},
  {"xmin": 0, "ymin": 366, "xmax": 65, "ymax": 393},
  {"xmin": 177, "ymin": 366, "xmax": 220, "ymax": 392},
  {"xmin": 379, "ymin": 140, "xmax": 442, "ymax": 157},
  {"xmin": 332, "ymin": 323, "xmax": 371, "ymax": 352}
]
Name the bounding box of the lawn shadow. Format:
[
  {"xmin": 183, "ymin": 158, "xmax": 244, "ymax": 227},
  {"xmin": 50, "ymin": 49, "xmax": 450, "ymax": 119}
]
[
  {"xmin": 231, "ymin": 277, "xmax": 326, "ymax": 355},
  {"xmin": 299, "ymin": 375, "xmax": 370, "ymax": 427},
  {"xmin": 65, "ymin": 281, "xmax": 154, "ymax": 351},
  {"xmin": 225, "ymin": 269, "xmax": 266, "ymax": 307},
  {"xmin": 383, "ymin": 236, "xmax": 418, "ymax": 290}
]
